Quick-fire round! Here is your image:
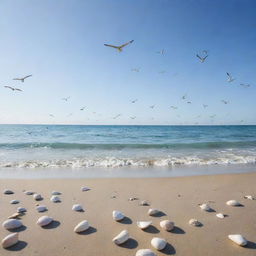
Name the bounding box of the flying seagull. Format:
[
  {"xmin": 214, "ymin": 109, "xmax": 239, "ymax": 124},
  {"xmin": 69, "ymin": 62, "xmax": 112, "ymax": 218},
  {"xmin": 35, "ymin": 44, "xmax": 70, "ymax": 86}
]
[
  {"xmin": 226, "ymin": 72, "xmax": 235, "ymax": 83},
  {"xmin": 62, "ymin": 96, "xmax": 70, "ymax": 101},
  {"xmin": 203, "ymin": 104, "xmax": 208, "ymax": 108},
  {"xmin": 80, "ymin": 106, "xmax": 86, "ymax": 111},
  {"xmin": 131, "ymin": 68, "xmax": 140, "ymax": 72},
  {"xmin": 49, "ymin": 114, "xmax": 55, "ymax": 118},
  {"xmin": 240, "ymin": 83, "xmax": 250, "ymax": 88},
  {"xmin": 13, "ymin": 75, "xmax": 32, "ymax": 82},
  {"xmin": 196, "ymin": 54, "xmax": 208, "ymax": 63},
  {"xmin": 113, "ymin": 114, "xmax": 122, "ymax": 119},
  {"xmin": 131, "ymin": 99, "xmax": 138, "ymax": 103},
  {"xmin": 187, "ymin": 101, "xmax": 192, "ymax": 104},
  {"xmin": 156, "ymin": 49, "xmax": 165, "ymax": 55},
  {"xmin": 221, "ymin": 100, "xmax": 229, "ymax": 104},
  {"xmin": 149, "ymin": 105, "xmax": 155, "ymax": 109},
  {"xmin": 104, "ymin": 40, "xmax": 134, "ymax": 52},
  {"xmin": 4, "ymin": 86, "xmax": 22, "ymax": 92},
  {"xmin": 182, "ymin": 94, "xmax": 187, "ymax": 100},
  {"xmin": 130, "ymin": 116, "xmax": 136, "ymax": 119},
  {"xmin": 170, "ymin": 106, "xmax": 178, "ymax": 109}
]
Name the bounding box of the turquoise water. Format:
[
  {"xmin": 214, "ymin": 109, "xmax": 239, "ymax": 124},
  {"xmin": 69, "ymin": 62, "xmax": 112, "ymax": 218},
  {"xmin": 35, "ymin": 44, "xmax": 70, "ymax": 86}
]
[{"xmin": 0, "ymin": 125, "xmax": 255, "ymax": 170}]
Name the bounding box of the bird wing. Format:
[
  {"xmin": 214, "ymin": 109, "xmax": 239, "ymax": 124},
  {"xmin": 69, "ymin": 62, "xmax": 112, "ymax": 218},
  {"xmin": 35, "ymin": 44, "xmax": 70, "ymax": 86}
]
[
  {"xmin": 196, "ymin": 54, "xmax": 202, "ymax": 60},
  {"xmin": 120, "ymin": 40, "xmax": 134, "ymax": 48},
  {"xmin": 104, "ymin": 44, "xmax": 119, "ymax": 49},
  {"xmin": 23, "ymin": 75, "xmax": 32, "ymax": 79},
  {"xmin": 15, "ymin": 88, "xmax": 22, "ymax": 91},
  {"xmin": 227, "ymin": 72, "xmax": 231, "ymax": 78},
  {"xmin": 4, "ymin": 86, "xmax": 12, "ymax": 90},
  {"xmin": 13, "ymin": 78, "xmax": 21, "ymax": 81},
  {"xmin": 203, "ymin": 55, "xmax": 208, "ymax": 60}
]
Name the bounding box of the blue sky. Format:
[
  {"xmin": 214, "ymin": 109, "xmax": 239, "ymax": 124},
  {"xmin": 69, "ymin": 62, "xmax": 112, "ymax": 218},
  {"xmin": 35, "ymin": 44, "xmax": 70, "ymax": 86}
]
[{"xmin": 0, "ymin": 0, "xmax": 255, "ymax": 125}]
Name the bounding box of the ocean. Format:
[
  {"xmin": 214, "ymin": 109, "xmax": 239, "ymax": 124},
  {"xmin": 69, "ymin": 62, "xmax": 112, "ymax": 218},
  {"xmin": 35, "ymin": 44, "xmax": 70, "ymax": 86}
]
[{"xmin": 0, "ymin": 125, "xmax": 255, "ymax": 178}]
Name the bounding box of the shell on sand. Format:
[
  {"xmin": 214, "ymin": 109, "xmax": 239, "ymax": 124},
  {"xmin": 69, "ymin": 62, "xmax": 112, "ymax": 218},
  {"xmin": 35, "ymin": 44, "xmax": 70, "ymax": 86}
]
[
  {"xmin": 50, "ymin": 195, "xmax": 61, "ymax": 203},
  {"xmin": 24, "ymin": 191, "xmax": 34, "ymax": 195},
  {"xmin": 52, "ymin": 191, "xmax": 61, "ymax": 195},
  {"xmin": 135, "ymin": 249, "xmax": 157, "ymax": 256},
  {"xmin": 140, "ymin": 200, "xmax": 150, "ymax": 206},
  {"xmin": 37, "ymin": 216, "xmax": 53, "ymax": 227},
  {"xmin": 2, "ymin": 233, "xmax": 19, "ymax": 249},
  {"xmin": 216, "ymin": 213, "xmax": 225, "ymax": 219},
  {"xmin": 72, "ymin": 204, "xmax": 83, "ymax": 211},
  {"xmin": 8, "ymin": 213, "xmax": 22, "ymax": 219},
  {"xmin": 160, "ymin": 220, "xmax": 174, "ymax": 231},
  {"xmin": 3, "ymin": 189, "xmax": 14, "ymax": 195},
  {"xmin": 17, "ymin": 207, "xmax": 27, "ymax": 213},
  {"xmin": 199, "ymin": 203, "xmax": 211, "ymax": 211},
  {"xmin": 10, "ymin": 200, "xmax": 19, "ymax": 204},
  {"xmin": 151, "ymin": 237, "xmax": 167, "ymax": 250},
  {"xmin": 226, "ymin": 200, "xmax": 241, "ymax": 206},
  {"xmin": 33, "ymin": 194, "xmax": 42, "ymax": 201},
  {"xmin": 112, "ymin": 210, "xmax": 125, "ymax": 221},
  {"xmin": 228, "ymin": 234, "xmax": 247, "ymax": 246},
  {"xmin": 112, "ymin": 230, "xmax": 129, "ymax": 245},
  {"xmin": 148, "ymin": 208, "xmax": 160, "ymax": 216},
  {"xmin": 244, "ymin": 195, "xmax": 254, "ymax": 200},
  {"xmin": 137, "ymin": 221, "xmax": 152, "ymax": 230},
  {"xmin": 2, "ymin": 219, "xmax": 23, "ymax": 230},
  {"xmin": 74, "ymin": 220, "xmax": 90, "ymax": 233},
  {"xmin": 189, "ymin": 219, "xmax": 201, "ymax": 227},
  {"xmin": 81, "ymin": 186, "xmax": 90, "ymax": 192},
  {"xmin": 36, "ymin": 205, "xmax": 47, "ymax": 212}
]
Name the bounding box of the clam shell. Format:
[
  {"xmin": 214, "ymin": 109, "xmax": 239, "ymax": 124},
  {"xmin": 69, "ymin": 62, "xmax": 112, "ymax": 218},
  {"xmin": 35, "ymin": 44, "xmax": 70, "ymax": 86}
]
[
  {"xmin": 112, "ymin": 210, "xmax": 125, "ymax": 221},
  {"xmin": 33, "ymin": 194, "xmax": 42, "ymax": 201},
  {"xmin": 52, "ymin": 191, "xmax": 61, "ymax": 195},
  {"xmin": 148, "ymin": 208, "xmax": 160, "ymax": 216},
  {"xmin": 3, "ymin": 189, "xmax": 14, "ymax": 195},
  {"xmin": 135, "ymin": 249, "xmax": 156, "ymax": 256},
  {"xmin": 36, "ymin": 205, "xmax": 47, "ymax": 212},
  {"xmin": 2, "ymin": 219, "xmax": 23, "ymax": 230},
  {"xmin": 81, "ymin": 186, "xmax": 90, "ymax": 191},
  {"xmin": 228, "ymin": 234, "xmax": 247, "ymax": 246},
  {"xmin": 50, "ymin": 195, "xmax": 61, "ymax": 203},
  {"xmin": 160, "ymin": 220, "xmax": 174, "ymax": 231},
  {"xmin": 140, "ymin": 200, "xmax": 150, "ymax": 206},
  {"xmin": 74, "ymin": 220, "xmax": 90, "ymax": 233},
  {"xmin": 226, "ymin": 200, "xmax": 240, "ymax": 206},
  {"xmin": 1, "ymin": 233, "xmax": 19, "ymax": 249},
  {"xmin": 137, "ymin": 221, "xmax": 152, "ymax": 230},
  {"xmin": 189, "ymin": 218, "xmax": 201, "ymax": 227},
  {"xmin": 72, "ymin": 204, "xmax": 83, "ymax": 211},
  {"xmin": 17, "ymin": 207, "xmax": 27, "ymax": 213},
  {"xmin": 200, "ymin": 203, "xmax": 211, "ymax": 211},
  {"xmin": 112, "ymin": 230, "xmax": 129, "ymax": 245},
  {"xmin": 151, "ymin": 237, "xmax": 167, "ymax": 250},
  {"xmin": 37, "ymin": 216, "xmax": 53, "ymax": 227},
  {"xmin": 10, "ymin": 200, "xmax": 19, "ymax": 204},
  {"xmin": 216, "ymin": 213, "xmax": 225, "ymax": 219},
  {"xmin": 24, "ymin": 191, "xmax": 34, "ymax": 195}
]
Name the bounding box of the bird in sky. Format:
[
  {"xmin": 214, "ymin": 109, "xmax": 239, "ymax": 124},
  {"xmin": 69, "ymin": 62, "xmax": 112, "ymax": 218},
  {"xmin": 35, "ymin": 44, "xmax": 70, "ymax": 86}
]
[
  {"xmin": 240, "ymin": 83, "xmax": 250, "ymax": 88},
  {"xmin": 49, "ymin": 114, "xmax": 55, "ymax": 118},
  {"xmin": 130, "ymin": 116, "xmax": 136, "ymax": 119},
  {"xmin": 113, "ymin": 114, "xmax": 122, "ymax": 119},
  {"xmin": 131, "ymin": 99, "xmax": 138, "ymax": 103},
  {"xmin": 13, "ymin": 75, "xmax": 32, "ymax": 82},
  {"xmin": 170, "ymin": 106, "xmax": 178, "ymax": 109},
  {"xmin": 80, "ymin": 106, "xmax": 86, "ymax": 111},
  {"xmin": 187, "ymin": 101, "xmax": 192, "ymax": 104},
  {"xmin": 4, "ymin": 86, "xmax": 22, "ymax": 92},
  {"xmin": 221, "ymin": 100, "xmax": 229, "ymax": 104},
  {"xmin": 149, "ymin": 105, "xmax": 155, "ymax": 109},
  {"xmin": 203, "ymin": 104, "xmax": 208, "ymax": 108},
  {"xmin": 181, "ymin": 94, "xmax": 187, "ymax": 100},
  {"xmin": 104, "ymin": 40, "xmax": 134, "ymax": 52},
  {"xmin": 226, "ymin": 72, "xmax": 235, "ymax": 83},
  {"xmin": 156, "ymin": 49, "xmax": 165, "ymax": 55},
  {"xmin": 196, "ymin": 54, "xmax": 208, "ymax": 63},
  {"xmin": 62, "ymin": 96, "xmax": 70, "ymax": 101},
  {"xmin": 131, "ymin": 68, "xmax": 140, "ymax": 72}
]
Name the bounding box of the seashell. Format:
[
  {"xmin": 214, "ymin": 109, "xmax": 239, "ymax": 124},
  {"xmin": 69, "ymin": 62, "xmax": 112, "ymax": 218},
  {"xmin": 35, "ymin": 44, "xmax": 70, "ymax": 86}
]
[
  {"xmin": 135, "ymin": 249, "xmax": 157, "ymax": 256},
  {"xmin": 189, "ymin": 218, "xmax": 201, "ymax": 226},
  {"xmin": 8, "ymin": 213, "xmax": 22, "ymax": 219},
  {"xmin": 160, "ymin": 220, "xmax": 174, "ymax": 231},
  {"xmin": 3, "ymin": 189, "xmax": 14, "ymax": 195},
  {"xmin": 10, "ymin": 200, "xmax": 19, "ymax": 204},
  {"xmin": 228, "ymin": 234, "xmax": 247, "ymax": 246},
  {"xmin": 1, "ymin": 233, "xmax": 19, "ymax": 249},
  {"xmin": 72, "ymin": 204, "xmax": 83, "ymax": 211},
  {"xmin": 112, "ymin": 210, "xmax": 125, "ymax": 221},
  {"xmin": 226, "ymin": 200, "xmax": 241, "ymax": 206},
  {"xmin": 244, "ymin": 195, "xmax": 254, "ymax": 200},
  {"xmin": 24, "ymin": 191, "xmax": 34, "ymax": 195},
  {"xmin": 129, "ymin": 197, "xmax": 139, "ymax": 201},
  {"xmin": 81, "ymin": 186, "xmax": 90, "ymax": 192},
  {"xmin": 2, "ymin": 219, "xmax": 23, "ymax": 230},
  {"xmin": 50, "ymin": 195, "xmax": 61, "ymax": 203},
  {"xmin": 140, "ymin": 200, "xmax": 150, "ymax": 206},
  {"xmin": 148, "ymin": 208, "xmax": 160, "ymax": 216},
  {"xmin": 137, "ymin": 221, "xmax": 152, "ymax": 230},
  {"xmin": 216, "ymin": 213, "xmax": 225, "ymax": 219},
  {"xmin": 36, "ymin": 205, "xmax": 48, "ymax": 212},
  {"xmin": 112, "ymin": 230, "xmax": 129, "ymax": 245},
  {"xmin": 151, "ymin": 237, "xmax": 167, "ymax": 250},
  {"xmin": 33, "ymin": 194, "xmax": 42, "ymax": 201},
  {"xmin": 52, "ymin": 191, "xmax": 61, "ymax": 195},
  {"xmin": 17, "ymin": 207, "xmax": 27, "ymax": 213},
  {"xmin": 74, "ymin": 220, "xmax": 90, "ymax": 233},
  {"xmin": 37, "ymin": 216, "xmax": 53, "ymax": 227},
  {"xmin": 199, "ymin": 203, "xmax": 211, "ymax": 211}
]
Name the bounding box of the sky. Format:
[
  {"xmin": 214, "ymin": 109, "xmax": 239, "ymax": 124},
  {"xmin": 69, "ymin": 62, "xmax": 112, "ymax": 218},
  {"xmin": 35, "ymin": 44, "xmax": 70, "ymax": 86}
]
[{"xmin": 0, "ymin": 0, "xmax": 255, "ymax": 125}]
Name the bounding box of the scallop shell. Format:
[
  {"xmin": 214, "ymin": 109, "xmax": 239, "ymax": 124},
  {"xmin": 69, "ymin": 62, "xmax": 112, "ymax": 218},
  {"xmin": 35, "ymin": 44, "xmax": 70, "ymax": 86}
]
[
  {"xmin": 199, "ymin": 203, "xmax": 211, "ymax": 211},
  {"xmin": 50, "ymin": 195, "xmax": 61, "ymax": 203},
  {"xmin": 216, "ymin": 213, "xmax": 225, "ymax": 219},
  {"xmin": 112, "ymin": 210, "xmax": 125, "ymax": 221},
  {"xmin": 52, "ymin": 191, "xmax": 61, "ymax": 195},
  {"xmin": 81, "ymin": 186, "xmax": 90, "ymax": 192},
  {"xmin": 112, "ymin": 230, "xmax": 129, "ymax": 245},
  {"xmin": 74, "ymin": 220, "xmax": 90, "ymax": 233},
  {"xmin": 135, "ymin": 249, "xmax": 156, "ymax": 256},
  {"xmin": 189, "ymin": 218, "xmax": 201, "ymax": 227},
  {"xmin": 72, "ymin": 204, "xmax": 83, "ymax": 211},
  {"xmin": 36, "ymin": 205, "xmax": 48, "ymax": 212},
  {"xmin": 151, "ymin": 237, "xmax": 167, "ymax": 250},
  {"xmin": 17, "ymin": 207, "xmax": 27, "ymax": 213},
  {"xmin": 226, "ymin": 200, "xmax": 240, "ymax": 206},
  {"xmin": 228, "ymin": 234, "xmax": 247, "ymax": 246},
  {"xmin": 1, "ymin": 233, "xmax": 19, "ymax": 249},
  {"xmin": 37, "ymin": 216, "xmax": 53, "ymax": 227},
  {"xmin": 3, "ymin": 189, "xmax": 14, "ymax": 195},
  {"xmin": 137, "ymin": 221, "xmax": 152, "ymax": 230},
  {"xmin": 33, "ymin": 194, "xmax": 42, "ymax": 201},
  {"xmin": 24, "ymin": 191, "xmax": 34, "ymax": 195},
  {"xmin": 10, "ymin": 200, "xmax": 19, "ymax": 204},
  {"xmin": 2, "ymin": 219, "xmax": 23, "ymax": 230},
  {"xmin": 160, "ymin": 220, "xmax": 174, "ymax": 231},
  {"xmin": 148, "ymin": 208, "xmax": 160, "ymax": 216}
]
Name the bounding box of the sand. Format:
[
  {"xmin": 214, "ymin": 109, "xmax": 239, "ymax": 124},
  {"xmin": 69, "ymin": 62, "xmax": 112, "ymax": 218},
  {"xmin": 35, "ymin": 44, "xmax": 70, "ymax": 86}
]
[{"xmin": 0, "ymin": 172, "xmax": 256, "ymax": 255}]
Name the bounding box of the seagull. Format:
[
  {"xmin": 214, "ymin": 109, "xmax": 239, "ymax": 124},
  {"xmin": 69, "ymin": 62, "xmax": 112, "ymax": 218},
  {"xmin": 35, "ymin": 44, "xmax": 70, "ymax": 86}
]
[
  {"xmin": 62, "ymin": 96, "xmax": 70, "ymax": 101},
  {"xmin": 80, "ymin": 106, "xmax": 86, "ymax": 111},
  {"xmin": 131, "ymin": 99, "xmax": 138, "ymax": 103},
  {"xmin": 221, "ymin": 100, "xmax": 229, "ymax": 104},
  {"xmin": 131, "ymin": 68, "xmax": 140, "ymax": 72},
  {"xmin": 104, "ymin": 40, "xmax": 134, "ymax": 52},
  {"xmin": 149, "ymin": 105, "xmax": 155, "ymax": 109},
  {"xmin": 203, "ymin": 104, "xmax": 208, "ymax": 108},
  {"xmin": 156, "ymin": 49, "xmax": 165, "ymax": 55},
  {"xmin": 182, "ymin": 94, "xmax": 187, "ymax": 100},
  {"xmin": 196, "ymin": 54, "xmax": 208, "ymax": 63},
  {"xmin": 187, "ymin": 101, "xmax": 192, "ymax": 104},
  {"xmin": 49, "ymin": 114, "xmax": 55, "ymax": 118},
  {"xmin": 226, "ymin": 72, "xmax": 235, "ymax": 83},
  {"xmin": 113, "ymin": 114, "xmax": 122, "ymax": 119},
  {"xmin": 4, "ymin": 86, "xmax": 22, "ymax": 91},
  {"xmin": 240, "ymin": 83, "xmax": 250, "ymax": 88},
  {"xmin": 130, "ymin": 116, "xmax": 136, "ymax": 119},
  {"xmin": 170, "ymin": 106, "xmax": 178, "ymax": 109},
  {"xmin": 13, "ymin": 75, "xmax": 32, "ymax": 82}
]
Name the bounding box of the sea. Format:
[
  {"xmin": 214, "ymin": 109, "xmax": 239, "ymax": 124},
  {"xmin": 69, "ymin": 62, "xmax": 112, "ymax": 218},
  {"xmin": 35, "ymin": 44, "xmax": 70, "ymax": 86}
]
[{"xmin": 0, "ymin": 125, "xmax": 255, "ymax": 178}]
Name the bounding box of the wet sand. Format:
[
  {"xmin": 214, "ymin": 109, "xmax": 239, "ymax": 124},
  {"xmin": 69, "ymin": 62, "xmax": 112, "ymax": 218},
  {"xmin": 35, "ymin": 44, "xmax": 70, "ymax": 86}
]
[{"xmin": 0, "ymin": 172, "xmax": 256, "ymax": 255}]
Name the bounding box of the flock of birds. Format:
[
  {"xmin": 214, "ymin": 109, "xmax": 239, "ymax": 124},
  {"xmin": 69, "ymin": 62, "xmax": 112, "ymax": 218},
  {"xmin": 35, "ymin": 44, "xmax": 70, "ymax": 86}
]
[{"xmin": 3, "ymin": 40, "xmax": 252, "ymax": 124}]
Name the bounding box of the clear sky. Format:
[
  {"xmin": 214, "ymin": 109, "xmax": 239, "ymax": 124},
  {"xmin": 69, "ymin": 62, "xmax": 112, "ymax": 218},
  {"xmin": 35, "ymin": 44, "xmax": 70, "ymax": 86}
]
[{"xmin": 0, "ymin": 0, "xmax": 255, "ymax": 125}]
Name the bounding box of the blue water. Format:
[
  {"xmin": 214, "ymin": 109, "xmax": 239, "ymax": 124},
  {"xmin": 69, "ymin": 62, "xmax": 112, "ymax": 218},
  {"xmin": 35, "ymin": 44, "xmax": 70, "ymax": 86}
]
[{"xmin": 0, "ymin": 125, "xmax": 255, "ymax": 171}]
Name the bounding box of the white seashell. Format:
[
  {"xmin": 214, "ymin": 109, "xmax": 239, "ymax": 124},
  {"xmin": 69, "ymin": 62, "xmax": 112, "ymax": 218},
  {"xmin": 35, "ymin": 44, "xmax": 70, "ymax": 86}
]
[
  {"xmin": 74, "ymin": 220, "xmax": 90, "ymax": 233},
  {"xmin": 10, "ymin": 200, "xmax": 19, "ymax": 204},
  {"xmin": 52, "ymin": 191, "xmax": 61, "ymax": 195},
  {"xmin": 228, "ymin": 234, "xmax": 247, "ymax": 246},
  {"xmin": 160, "ymin": 220, "xmax": 174, "ymax": 231},
  {"xmin": 37, "ymin": 216, "xmax": 53, "ymax": 227},
  {"xmin": 148, "ymin": 208, "xmax": 160, "ymax": 216},
  {"xmin": 72, "ymin": 204, "xmax": 83, "ymax": 211},
  {"xmin": 3, "ymin": 189, "xmax": 14, "ymax": 195},
  {"xmin": 226, "ymin": 200, "xmax": 241, "ymax": 206},
  {"xmin": 8, "ymin": 213, "xmax": 22, "ymax": 219},
  {"xmin": 36, "ymin": 205, "xmax": 48, "ymax": 212},
  {"xmin": 17, "ymin": 207, "xmax": 27, "ymax": 213},
  {"xmin": 81, "ymin": 186, "xmax": 90, "ymax": 191},
  {"xmin": 112, "ymin": 210, "xmax": 125, "ymax": 221},
  {"xmin": 137, "ymin": 221, "xmax": 152, "ymax": 229},
  {"xmin": 200, "ymin": 203, "xmax": 211, "ymax": 211},
  {"xmin": 24, "ymin": 190, "xmax": 34, "ymax": 195},
  {"xmin": 216, "ymin": 213, "xmax": 225, "ymax": 219},
  {"xmin": 50, "ymin": 195, "xmax": 61, "ymax": 203},
  {"xmin": 140, "ymin": 200, "xmax": 150, "ymax": 206},
  {"xmin": 135, "ymin": 249, "xmax": 157, "ymax": 256},
  {"xmin": 1, "ymin": 233, "xmax": 19, "ymax": 249},
  {"xmin": 33, "ymin": 194, "xmax": 42, "ymax": 200},
  {"xmin": 151, "ymin": 237, "xmax": 167, "ymax": 250},
  {"xmin": 244, "ymin": 195, "xmax": 254, "ymax": 200},
  {"xmin": 112, "ymin": 230, "xmax": 129, "ymax": 245},
  {"xmin": 2, "ymin": 219, "xmax": 23, "ymax": 230},
  {"xmin": 189, "ymin": 218, "xmax": 201, "ymax": 226}
]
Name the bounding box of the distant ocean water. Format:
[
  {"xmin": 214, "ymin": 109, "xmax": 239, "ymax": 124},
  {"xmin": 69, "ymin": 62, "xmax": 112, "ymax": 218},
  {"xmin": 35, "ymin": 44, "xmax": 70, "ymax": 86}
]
[{"xmin": 0, "ymin": 125, "xmax": 255, "ymax": 170}]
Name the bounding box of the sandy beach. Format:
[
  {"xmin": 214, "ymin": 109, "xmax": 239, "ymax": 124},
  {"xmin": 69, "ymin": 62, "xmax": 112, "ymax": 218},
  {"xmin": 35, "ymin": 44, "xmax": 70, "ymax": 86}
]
[{"xmin": 0, "ymin": 172, "xmax": 256, "ymax": 255}]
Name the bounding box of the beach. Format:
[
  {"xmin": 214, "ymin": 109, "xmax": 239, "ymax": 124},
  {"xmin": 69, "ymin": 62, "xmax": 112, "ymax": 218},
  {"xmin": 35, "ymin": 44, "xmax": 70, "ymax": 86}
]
[{"xmin": 1, "ymin": 172, "xmax": 256, "ymax": 255}]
